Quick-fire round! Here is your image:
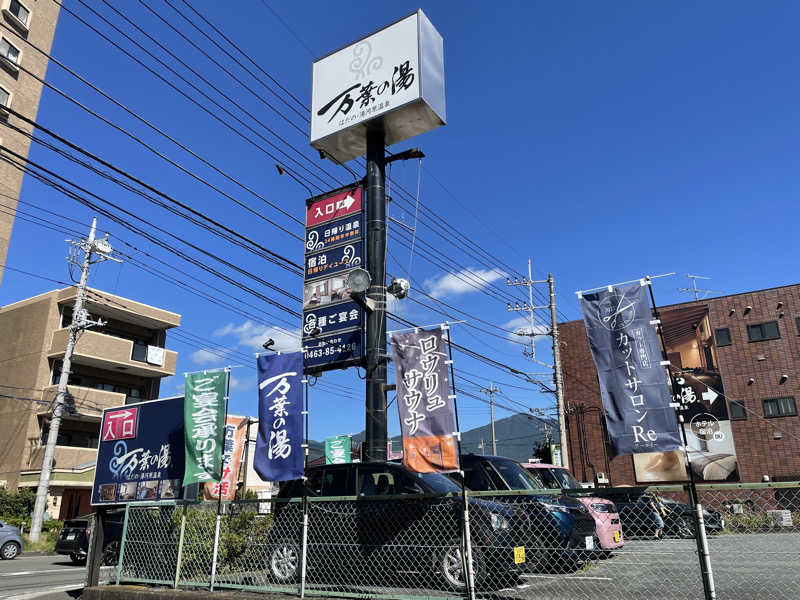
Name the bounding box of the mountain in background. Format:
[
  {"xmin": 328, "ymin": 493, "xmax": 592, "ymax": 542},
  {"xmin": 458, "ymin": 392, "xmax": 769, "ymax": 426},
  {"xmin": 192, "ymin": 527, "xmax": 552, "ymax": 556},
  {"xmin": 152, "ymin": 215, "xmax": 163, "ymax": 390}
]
[{"xmin": 308, "ymin": 412, "xmax": 559, "ymax": 463}]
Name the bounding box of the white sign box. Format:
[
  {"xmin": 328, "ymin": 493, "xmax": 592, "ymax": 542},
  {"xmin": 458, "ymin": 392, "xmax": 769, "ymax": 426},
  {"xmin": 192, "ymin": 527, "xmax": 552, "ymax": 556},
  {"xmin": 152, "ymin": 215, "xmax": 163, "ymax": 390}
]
[{"xmin": 311, "ymin": 10, "xmax": 445, "ymax": 162}]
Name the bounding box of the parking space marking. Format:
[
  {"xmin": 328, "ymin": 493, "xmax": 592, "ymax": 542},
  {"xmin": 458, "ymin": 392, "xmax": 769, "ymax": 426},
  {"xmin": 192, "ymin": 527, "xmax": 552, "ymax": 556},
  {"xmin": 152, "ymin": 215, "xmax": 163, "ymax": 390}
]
[
  {"xmin": 0, "ymin": 568, "xmax": 77, "ymax": 577},
  {"xmin": 522, "ymin": 574, "xmax": 613, "ymax": 581}
]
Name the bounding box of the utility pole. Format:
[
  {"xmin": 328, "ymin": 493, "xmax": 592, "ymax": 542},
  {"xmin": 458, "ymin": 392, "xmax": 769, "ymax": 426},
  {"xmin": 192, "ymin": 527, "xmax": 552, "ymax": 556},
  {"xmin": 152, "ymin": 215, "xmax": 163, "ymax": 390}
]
[
  {"xmin": 548, "ymin": 273, "xmax": 569, "ymax": 471},
  {"xmin": 29, "ymin": 218, "xmax": 118, "ymax": 541},
  {"xmin": 364, "ymin": 128, "xmax": 387, "ymax": 462},
  {"xmin": 479, "ymin": 383, "xmax": 500, "ymax": 455}
]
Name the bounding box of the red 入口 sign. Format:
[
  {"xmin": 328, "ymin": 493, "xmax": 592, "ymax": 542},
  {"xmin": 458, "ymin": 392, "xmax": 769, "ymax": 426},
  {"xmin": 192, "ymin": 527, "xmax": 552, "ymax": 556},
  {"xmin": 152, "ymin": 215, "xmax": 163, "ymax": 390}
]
[
  {"xmin": 306, "ymin": 187, "xmax": 362, "ymax": 227},
  {"xmin": 101, "ymin": 407, "xmax": 139, "ymax": 442}
]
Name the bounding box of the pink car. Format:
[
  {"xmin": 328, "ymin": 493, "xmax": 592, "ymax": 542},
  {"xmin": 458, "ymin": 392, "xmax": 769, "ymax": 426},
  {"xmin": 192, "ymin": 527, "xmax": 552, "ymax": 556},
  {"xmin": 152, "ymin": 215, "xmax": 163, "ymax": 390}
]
[{"xmin": 522, "ymin": 462, "xmax": 624, "ymax": 551}]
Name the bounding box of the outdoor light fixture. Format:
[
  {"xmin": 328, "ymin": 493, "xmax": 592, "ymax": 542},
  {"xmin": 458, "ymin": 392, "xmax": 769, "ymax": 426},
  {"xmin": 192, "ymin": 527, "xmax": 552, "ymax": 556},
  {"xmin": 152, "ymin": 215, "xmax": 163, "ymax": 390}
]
[
  {"xmin": 729, "ymin": 308, "xmax": 736, "ymax": 316},
  {"xmin": 388, "ymin": 277, "xmax": 410, "ymax": 299},
  {"xmin": 780, "ymin": 374, "xmax": 788, "ymax": 384},
  {"xmin": 347, "ymin": 268, "xmax": 372, "ymax": 293},
  {"xmin": 744, "ymin": 305, "xmax": 753, "ymax": 314},
  {"xmin": 747, "ymin": 377, "xmax": 755, "ymax": 385},
  {"xmin": 777, "ymin": 301, "xmax": 783, "ymax": 309}
]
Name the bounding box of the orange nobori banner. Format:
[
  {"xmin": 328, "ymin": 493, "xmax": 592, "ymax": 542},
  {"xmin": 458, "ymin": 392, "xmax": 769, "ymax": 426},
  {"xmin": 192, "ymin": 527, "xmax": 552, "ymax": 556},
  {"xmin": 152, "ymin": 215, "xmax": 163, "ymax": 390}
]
[{"xmin": 203, "ymin": 415, "xmax": 247, "ymax": 501}]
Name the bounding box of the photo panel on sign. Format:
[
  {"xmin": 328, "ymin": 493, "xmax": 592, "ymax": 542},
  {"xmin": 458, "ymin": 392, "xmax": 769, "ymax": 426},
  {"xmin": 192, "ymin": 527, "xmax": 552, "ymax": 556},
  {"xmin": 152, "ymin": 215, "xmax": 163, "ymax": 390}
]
[{"xmin": 303, "ymin": 272, "xmax": 355, "ymax": 310}]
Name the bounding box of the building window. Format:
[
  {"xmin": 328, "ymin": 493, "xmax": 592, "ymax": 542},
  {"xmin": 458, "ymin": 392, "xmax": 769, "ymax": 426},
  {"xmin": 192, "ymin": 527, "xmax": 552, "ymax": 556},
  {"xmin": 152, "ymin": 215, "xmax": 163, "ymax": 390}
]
[
  {"xmin": 747, "ymin": 321, "xmax": 780, "ymax": 342},
  {"xmin": 0, "ymin": 85, "xmax": 10, "ymax": 108},
  {"xmin": 762, "ymin": 397, "xmax": 797, "ymax": 418},
  {"xmin": 714, "ymin": 327, "xmax": 732, "ymax": 346},
  {"xmin": 7, "ymin": 0, "xmax": 29, "ymax": 27},
  {"xmin": 0, "ymin": 36, "xmax": 19, "ymax": 65},
  {"xmin": 728, "ymin": 401, "xmax": 747, "ymax": 420}
]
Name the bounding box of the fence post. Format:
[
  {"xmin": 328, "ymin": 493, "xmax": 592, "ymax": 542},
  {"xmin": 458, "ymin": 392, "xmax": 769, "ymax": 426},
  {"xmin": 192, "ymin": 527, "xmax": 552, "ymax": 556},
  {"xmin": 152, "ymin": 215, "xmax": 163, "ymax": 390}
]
[
  {"xmin": 462, "ymin": 494, "xmax": 477, "ymax": 600},
  {"xmin": 300, "ymin": 499, "xmax": 309, "ymax": 598},
  {"xmin": 695, "ymin": 503, "xmax": 717, "ymax": 600},
  {"xmin": 209, "ymin": 512, "xmax": 222, "ymax": 591},
  {"xmin": 115, "ymin": 504, "xmax": 130, "ymax": 586},
  {"xmin": 173, "ymin": 503, "xmax": 187, "ymax": 589}
]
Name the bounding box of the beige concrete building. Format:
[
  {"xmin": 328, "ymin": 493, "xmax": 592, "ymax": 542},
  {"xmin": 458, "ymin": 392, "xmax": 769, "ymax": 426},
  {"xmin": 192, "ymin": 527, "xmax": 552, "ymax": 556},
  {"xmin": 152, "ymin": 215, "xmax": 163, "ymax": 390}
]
[
  {"xmin": 0, "ymin": 0, "xmax": 61, "ymax": 285},
  {"xmin": 0, "ymin": 287, "xmax": 180, "ymax": 519}
]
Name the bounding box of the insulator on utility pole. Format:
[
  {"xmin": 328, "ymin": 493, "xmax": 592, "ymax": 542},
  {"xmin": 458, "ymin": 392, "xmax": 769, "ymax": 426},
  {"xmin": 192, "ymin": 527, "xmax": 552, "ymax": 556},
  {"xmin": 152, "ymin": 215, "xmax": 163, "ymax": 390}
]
[{"xmin": 28, "ymin": 217, "xmax": 120, "ymax": 542}]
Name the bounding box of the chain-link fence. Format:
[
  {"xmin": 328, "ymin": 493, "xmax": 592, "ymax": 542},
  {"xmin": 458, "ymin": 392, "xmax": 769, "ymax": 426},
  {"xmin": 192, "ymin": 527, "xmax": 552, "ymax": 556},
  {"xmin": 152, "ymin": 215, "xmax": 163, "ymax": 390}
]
[{"xmin": 99, "ymin": 482, "xmax": 800, "ymax": 599}]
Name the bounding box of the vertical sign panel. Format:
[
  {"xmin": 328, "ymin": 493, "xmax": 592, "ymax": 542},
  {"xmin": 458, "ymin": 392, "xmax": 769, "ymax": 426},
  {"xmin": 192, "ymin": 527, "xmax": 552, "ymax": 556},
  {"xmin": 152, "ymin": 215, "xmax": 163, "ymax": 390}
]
[
  {"xmin": 325, "ymin": 435, "xmax": 352, "ymax": 464},
  {"xmin": 580, "ymin": 283, "xmax": 681, "ymax": 456},
  {"xmin": 303, "ymin": 185, "xmax": 366, "ymax": 374},
  {"xmin": 391, "ymin": 327, "xmax": 458, "ymax": 473}
]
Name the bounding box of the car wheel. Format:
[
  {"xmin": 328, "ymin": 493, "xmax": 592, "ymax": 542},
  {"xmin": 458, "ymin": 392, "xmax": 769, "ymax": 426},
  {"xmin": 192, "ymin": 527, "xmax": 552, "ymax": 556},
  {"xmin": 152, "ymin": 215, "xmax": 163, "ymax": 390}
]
[
  {"xmin": 268, "ymin": 539, "xmax": 300, "ymax": 583},
  {"xmin": 69, "ymin": 553, "xmax": 86, "ymax": 566},
  {"xmin": 434, "ymin": 539, "xmax": 485, "ymax": 591},
  {"xmin": 102, "ymin": 541, "xmax": 121, "ymax": 566},
  {"xmin": 1, "ymin": 542, "xmax": 20, "ymax": 560}
]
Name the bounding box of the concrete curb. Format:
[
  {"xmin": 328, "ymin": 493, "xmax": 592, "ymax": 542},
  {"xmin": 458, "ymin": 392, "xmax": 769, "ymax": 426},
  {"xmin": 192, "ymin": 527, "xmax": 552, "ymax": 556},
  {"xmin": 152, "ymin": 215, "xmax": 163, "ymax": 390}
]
[
  {"xmin": 20, "ymin": 550, "xmax": 60, "ymax": 556},
  {"xmin": 81, "ymin": 587, "xmax": 337, "ymax": 600}
]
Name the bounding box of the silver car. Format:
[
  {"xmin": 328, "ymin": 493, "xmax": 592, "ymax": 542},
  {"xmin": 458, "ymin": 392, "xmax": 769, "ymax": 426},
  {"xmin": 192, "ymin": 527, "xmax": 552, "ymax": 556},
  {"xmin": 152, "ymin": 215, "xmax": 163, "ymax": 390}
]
[{"xmin": 0, "ymin": 520, "xmax": 23, "ymax": 560}]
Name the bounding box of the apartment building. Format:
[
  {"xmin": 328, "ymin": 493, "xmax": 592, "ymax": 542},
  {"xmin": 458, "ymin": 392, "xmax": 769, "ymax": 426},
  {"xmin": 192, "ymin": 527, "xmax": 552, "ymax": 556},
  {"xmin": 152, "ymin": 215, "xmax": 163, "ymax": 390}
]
[
  {"xmin": 0, "ymin": 0, "xmax": 61, "ymax": 285},
  {"xmin": 0, "ymin": 286, "xmax": 179, "ymax": 519},
  {"xmin": 560, "ymin": 284, "xmax": 800, "ymax": 486}
]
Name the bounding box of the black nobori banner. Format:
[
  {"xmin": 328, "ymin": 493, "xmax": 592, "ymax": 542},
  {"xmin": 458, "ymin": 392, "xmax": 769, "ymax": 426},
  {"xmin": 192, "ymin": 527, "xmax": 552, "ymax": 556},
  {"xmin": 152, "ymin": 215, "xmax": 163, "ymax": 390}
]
[{"xmin": 580, "ymin": 283, "xmax": 681, "ymax": 456}]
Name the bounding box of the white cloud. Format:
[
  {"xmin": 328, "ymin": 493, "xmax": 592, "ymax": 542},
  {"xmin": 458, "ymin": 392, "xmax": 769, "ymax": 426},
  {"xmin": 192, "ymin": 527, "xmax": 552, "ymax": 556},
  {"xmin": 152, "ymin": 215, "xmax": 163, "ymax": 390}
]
[
  {"xmin": 425, "ymin": 268, "xmax": 507, "ymax": 299},
  {"xmin": 229, "ymin": 375, "xmax": 255, "ymax": 391},
  {"xmin": 213, "ymin": 320, "xmax": 301, "ymax": 353},
  {"xmin": 190, "ymin": 348, "xmax": 233, "ymax": 366}
]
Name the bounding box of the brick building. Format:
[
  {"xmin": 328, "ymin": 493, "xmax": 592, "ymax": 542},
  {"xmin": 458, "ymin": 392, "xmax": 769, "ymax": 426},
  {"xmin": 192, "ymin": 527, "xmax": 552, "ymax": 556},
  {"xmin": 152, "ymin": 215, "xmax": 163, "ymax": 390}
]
[
  {"xmin": 560, "ymin": 283, "xmax": 800, "ymax": 486},
  {"xmin": 0, "ymin": 0, "xmax": 61, "ymax": 284}
]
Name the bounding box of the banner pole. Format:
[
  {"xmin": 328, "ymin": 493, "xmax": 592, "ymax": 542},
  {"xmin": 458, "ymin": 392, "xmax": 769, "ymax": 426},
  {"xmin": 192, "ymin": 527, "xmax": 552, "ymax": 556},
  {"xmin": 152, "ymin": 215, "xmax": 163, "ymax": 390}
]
[
  {"xmin": 300, "ymin": 377, "xmax": 310, "ymax": 598},
  {"xmin": 645, "ymin": 277, "xmax": 716, "ymax": 600},
  {"xmin": 210, "ymin": 368, "xmax": 231, "ymax": 592},
  {"xmin": 174, "ymin": 503, "xmax": 187, "ymax": 589},
  {"xmin": 444, "ymin": 323, "xmax": 476, "ymax": 600}
]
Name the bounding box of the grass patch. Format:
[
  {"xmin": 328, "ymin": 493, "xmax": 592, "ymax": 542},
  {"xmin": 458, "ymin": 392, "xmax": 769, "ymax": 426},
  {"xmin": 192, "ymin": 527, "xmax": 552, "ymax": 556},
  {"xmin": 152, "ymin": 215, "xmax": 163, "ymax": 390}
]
[{"xmin": 22, "ymin": 534, "xmax": 57, "ymax": 553}]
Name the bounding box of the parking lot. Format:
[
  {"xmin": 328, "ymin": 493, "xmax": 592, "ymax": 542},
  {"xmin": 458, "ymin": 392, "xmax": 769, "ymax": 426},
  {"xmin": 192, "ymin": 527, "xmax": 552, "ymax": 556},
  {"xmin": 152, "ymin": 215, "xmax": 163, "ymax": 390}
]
[{"xmin": 478, "ymin": 533, "xmax": 800, "ymax": 600}]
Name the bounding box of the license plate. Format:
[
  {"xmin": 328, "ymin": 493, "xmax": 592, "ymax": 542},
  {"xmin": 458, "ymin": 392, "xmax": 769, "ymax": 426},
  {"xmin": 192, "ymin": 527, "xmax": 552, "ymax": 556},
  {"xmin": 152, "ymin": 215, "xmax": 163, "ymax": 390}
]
[
  {"xmin": 585, "ymin": 536, "xmax": 594, "ymax": 550},
  {"xmin": 513, "ymin": 546, "xmax": 526, "ymax": 564},
  {"xmin": 613, "ymin": 530, "xmax": 621, "ymax": 543},
  {"xmin": 66, "ymin": 533, "xmax": 76, "ymax": 540}
]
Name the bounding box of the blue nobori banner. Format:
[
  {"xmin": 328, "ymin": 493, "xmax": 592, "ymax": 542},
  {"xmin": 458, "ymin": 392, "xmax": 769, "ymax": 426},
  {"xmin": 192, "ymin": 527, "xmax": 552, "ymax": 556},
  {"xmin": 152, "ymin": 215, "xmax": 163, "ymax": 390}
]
[
  {"xmin": 579, "ymin": 282, "xmax": 681, "ymax": 455},
  {"xmin": 254, "ymin": 352, "xmax": 304, "ymax": 482}
]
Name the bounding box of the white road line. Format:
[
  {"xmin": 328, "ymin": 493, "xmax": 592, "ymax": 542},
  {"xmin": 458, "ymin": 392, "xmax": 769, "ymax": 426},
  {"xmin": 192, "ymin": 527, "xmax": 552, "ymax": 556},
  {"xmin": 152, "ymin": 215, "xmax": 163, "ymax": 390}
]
[
  {"xmin": 522, "ymin": 574, "xmax": 613, "ymax": 581},
  {"xmin": 5, "ymin": 584, "xmax": 83, "ymax": 600},
  {"xmin": 0, "ymin": 568, "xmax": 78, "ymax": 577}
]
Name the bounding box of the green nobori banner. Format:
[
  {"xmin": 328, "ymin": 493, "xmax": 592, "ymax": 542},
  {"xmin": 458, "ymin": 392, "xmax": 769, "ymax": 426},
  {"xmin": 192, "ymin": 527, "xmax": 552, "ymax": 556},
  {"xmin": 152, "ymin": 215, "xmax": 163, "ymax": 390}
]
[
  {"xmin": 183, "ymin": 370, "xmax": 228, "ymax": 486},
  {"xmin": 324, "ymin": 434, "xmax": 351, "ymax": 464}
]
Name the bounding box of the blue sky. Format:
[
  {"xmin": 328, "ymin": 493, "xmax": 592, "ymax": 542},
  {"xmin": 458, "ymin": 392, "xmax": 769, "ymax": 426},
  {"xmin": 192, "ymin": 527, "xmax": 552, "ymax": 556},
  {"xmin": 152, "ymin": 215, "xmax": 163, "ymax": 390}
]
[{"xmin": 2, "ymin": 1, "xmax": 799, "ymax": 446}]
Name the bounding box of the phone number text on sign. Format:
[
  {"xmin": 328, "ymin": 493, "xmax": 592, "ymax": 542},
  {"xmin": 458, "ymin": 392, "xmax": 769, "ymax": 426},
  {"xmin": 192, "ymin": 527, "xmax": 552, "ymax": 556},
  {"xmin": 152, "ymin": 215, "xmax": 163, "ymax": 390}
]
[{"xmin": 303, "ymin": 329, "xmax": 363, "ymax": 372}]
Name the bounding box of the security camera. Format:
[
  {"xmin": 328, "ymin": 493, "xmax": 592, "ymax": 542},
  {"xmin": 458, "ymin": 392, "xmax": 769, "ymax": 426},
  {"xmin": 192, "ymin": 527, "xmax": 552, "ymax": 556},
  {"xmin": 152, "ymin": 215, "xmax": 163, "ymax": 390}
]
[{"xmin": 262, "ymin": 338, "xmax": 275, "ymax": 350}]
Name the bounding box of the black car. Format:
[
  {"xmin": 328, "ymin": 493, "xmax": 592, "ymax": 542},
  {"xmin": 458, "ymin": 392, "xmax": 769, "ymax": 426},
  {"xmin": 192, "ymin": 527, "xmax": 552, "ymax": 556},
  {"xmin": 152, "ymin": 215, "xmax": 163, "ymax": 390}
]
[
  {"xmin": 448, "ymin": 455, "xmax": 598, "ymax": 569},
  {"xmin": 55, "ymin": 512, "xmax": 124, "ymax": 565},
  {"xmin": 271, "ymin": 462, "xmax": 526, "ymax": 591},
  {"xmin": 590, "ymin": 488, "xmax": 725, "ymax": 538}
]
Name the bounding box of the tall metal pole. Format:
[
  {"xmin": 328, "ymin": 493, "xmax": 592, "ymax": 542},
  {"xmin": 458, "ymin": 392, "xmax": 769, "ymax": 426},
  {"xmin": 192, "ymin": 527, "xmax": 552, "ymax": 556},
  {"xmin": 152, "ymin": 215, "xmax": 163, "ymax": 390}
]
[
  {"xmin": 526, "ymin": 260, "xmax": 536, "ymax": 360},
  {"xmin": 29, "ymin": 218, "xmax": 97, "ymax": 542},
  {"xmin": 549, "ymin": 273, "xmax": 570, "ymax": 471},
  {"xmin": 365, "ymin": 128, "xmax": 387, "ymax": 461},
  {"xmin": 479, "ymin": 383, "xmax": 499, "ymax": 455}
]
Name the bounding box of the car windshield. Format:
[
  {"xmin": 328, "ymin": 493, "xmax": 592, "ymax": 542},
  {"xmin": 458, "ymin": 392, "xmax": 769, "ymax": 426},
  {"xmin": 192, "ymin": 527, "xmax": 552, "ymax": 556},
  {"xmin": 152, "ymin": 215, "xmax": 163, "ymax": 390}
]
[
  {"xmin": 487, "ymin": 458, "xmax": 541, "ymax": 491},
  {"xmin": 414, "ymin": 472, "xmax": 462, "ymax": 494}
]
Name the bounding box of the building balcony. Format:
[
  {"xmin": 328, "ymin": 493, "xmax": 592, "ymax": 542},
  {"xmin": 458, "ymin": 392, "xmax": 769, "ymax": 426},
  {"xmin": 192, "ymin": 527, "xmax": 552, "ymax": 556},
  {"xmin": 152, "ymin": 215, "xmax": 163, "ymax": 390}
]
[
  {"xmin": 41, "ymin": 385, "xmax": 127, "ymax": 412},
  {"xmin": 48, "ymin": 329, "xmax": 177, "ymax": 378}
]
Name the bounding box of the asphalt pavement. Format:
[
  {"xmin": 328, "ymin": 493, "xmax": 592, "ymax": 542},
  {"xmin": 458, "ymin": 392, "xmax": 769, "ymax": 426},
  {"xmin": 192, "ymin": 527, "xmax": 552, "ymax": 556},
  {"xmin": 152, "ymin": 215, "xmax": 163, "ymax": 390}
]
[{"xmin": 0, "ymin": 555, "xmax": 84, "ymax": 600}]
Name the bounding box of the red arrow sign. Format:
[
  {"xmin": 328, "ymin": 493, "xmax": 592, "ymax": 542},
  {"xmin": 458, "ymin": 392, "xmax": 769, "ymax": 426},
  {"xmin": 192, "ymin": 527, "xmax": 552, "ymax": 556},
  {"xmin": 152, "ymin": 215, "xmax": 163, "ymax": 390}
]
[
  {"xmin": 101, "ymin": 407, "xmax": 139, "ymax": 441},
  {"xmin": 306, "ymin": 187, "xmax": 362, "ymax": 227}
]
